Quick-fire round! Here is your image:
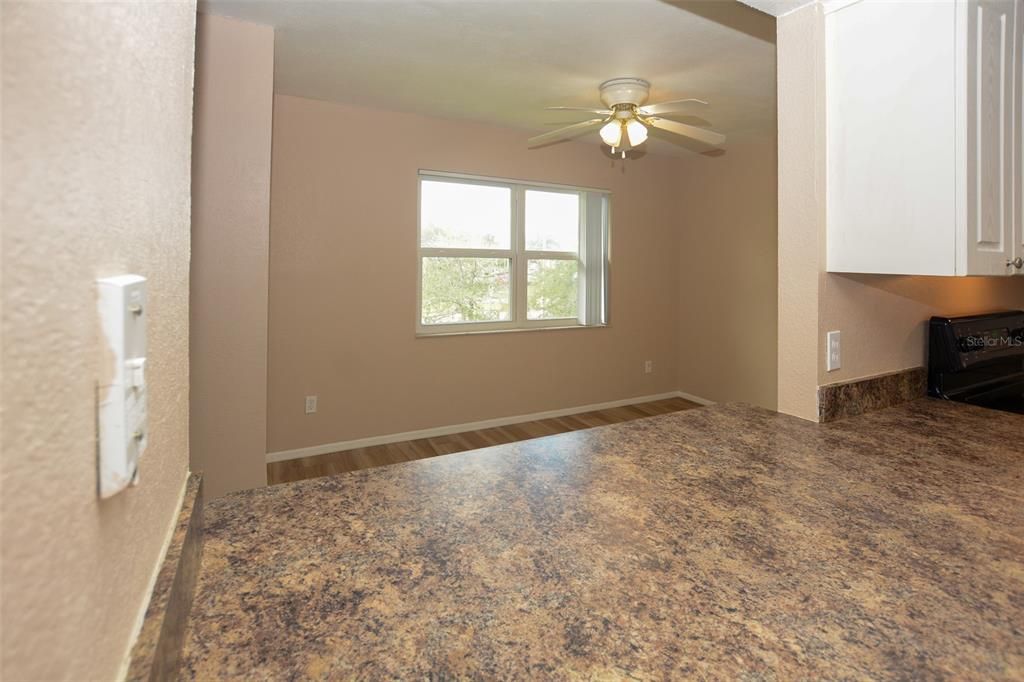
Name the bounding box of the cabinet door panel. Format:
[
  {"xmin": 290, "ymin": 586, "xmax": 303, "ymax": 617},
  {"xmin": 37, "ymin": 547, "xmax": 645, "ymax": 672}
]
[
  {"xmin": 965, "ymin": 0, "xmax": 1018, "ymax": 274},
  {"xmin": 826, "ymin": 0, "xmax": 957, "ymax": 275}
]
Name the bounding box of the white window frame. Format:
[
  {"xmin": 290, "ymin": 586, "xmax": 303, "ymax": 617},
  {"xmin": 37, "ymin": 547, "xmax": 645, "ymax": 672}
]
[{"xmin": 417, "ymin": 170, "xmax": 610, "ymax": 336}]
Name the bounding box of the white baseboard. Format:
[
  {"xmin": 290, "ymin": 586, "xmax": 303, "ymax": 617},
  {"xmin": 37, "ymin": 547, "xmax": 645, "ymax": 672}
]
[
  {"xmin": 266, "ymin": 389, "xmax": 715, "ymax": 464},
  {"xmin": 675, "ymin": 390, "xmax": 716, "ymax": 407}
]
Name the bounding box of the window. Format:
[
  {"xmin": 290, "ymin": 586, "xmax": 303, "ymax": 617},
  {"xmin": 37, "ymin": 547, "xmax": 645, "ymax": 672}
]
[{"xmin": 417, "ymin": 171, "xmax": 609, "ymax": 335}]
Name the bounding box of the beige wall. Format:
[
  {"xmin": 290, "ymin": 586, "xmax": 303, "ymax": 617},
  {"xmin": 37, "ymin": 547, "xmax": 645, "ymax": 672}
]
[
  {"xmin": 268, "ymin": 95, "xmax": 687, "ymax": 454},
  {"xmin": 777, "ymin": 3, "xmax": 825, "ymax": 421},
  {"xmin": 1, "ymin": 2, "xmax": 196, "ymax": 679},
  {"xmin": 819, "ymin": 274, "xmax": 1024, "ymax": 384},
  {"xmin": 777, "ymin": 4, "xmax": 1024, "ymax": 419},
  {"xmin": 190, "ymin": 14, "xmax": 273, "ymax": 498},
  {"xmin": 676, "ymin": 135, "xmax": 778, "ymax": 410}
]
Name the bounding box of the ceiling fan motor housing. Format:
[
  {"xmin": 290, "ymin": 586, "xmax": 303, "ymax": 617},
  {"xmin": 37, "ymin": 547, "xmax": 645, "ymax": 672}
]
[{"xmin": 599, "ymin": 78, "xmax": 651, "ymax": 109}]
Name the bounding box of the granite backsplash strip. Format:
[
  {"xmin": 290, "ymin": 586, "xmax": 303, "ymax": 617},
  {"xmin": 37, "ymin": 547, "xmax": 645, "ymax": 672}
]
[
  {"xmin": 127, "ymin": 473, "xmax": 204, "ymax": 682},
  {"xmin": 817, "ymin": 367, "xmax": 927, "ymax": 422}
]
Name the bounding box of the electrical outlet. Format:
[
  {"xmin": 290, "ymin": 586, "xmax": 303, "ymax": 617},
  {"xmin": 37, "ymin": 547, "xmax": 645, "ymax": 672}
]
[
  {"xmin": 827, "ymin": 331, "xmax": 841, "ymax": 372},
  {"xmin": 644, "ymin": 360, "xmax": 653, "ymax": 374},
  {"xmin": 304, "ymin": 395, "xmax": 318, "ymax": 414}
]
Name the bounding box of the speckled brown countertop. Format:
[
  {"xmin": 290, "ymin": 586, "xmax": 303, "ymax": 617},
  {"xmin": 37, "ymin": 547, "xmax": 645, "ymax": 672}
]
[{"xmin": 183, "ymin": 400, "xmax": 1023, "ymax": 679}]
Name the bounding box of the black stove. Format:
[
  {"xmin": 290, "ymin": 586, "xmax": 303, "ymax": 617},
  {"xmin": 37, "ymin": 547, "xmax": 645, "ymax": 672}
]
[{"xmin": 928, "ymin": 310, "xmax": 1024, "ymax": 415}]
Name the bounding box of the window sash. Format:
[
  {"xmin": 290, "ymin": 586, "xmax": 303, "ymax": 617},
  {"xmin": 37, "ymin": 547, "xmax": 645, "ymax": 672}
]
[{"xmin": 417, "ymin": 171, "xmax": 608, "ymax": 335}]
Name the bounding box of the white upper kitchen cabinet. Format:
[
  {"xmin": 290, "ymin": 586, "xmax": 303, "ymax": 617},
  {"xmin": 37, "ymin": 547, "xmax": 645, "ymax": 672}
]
[{"xmin": 825, "ymin": 0, "xmax": 1023, "ymax": 276}]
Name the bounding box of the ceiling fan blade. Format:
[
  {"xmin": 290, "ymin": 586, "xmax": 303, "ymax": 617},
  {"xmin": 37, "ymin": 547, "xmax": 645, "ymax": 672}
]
[
  {"xmin": 528, "ymin": 118, "xmax": 606, "ymax": 146},
  {"xmin": 545, "ymin": 106, "xmax": 612, "ymax": 115},
  {"xmin": 640, "ymin": 98, "xmax": 708, "ymax": 116},
  {"xmin": 648, "ymin": 117, "xmax": 726, "ymax": 147}
]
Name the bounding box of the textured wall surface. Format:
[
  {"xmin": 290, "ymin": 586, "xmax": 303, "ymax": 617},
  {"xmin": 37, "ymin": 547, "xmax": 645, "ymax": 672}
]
[
  {"xmin": 1, "ymin": 2, "xmax": 196, "ymax": 679},
  {"xmin": 190, "ymin": 13, "xmax": 273, "ymax": 498},
  {"xmin": 776, "ymin": 3, "xmax": 825, "ymax": 421},
  {"xmin": 676, "ymin": 136, "xmax": 779, "ymax": 410},
  {"xmin": 267, "ymin": 95, "xmax": 686, "ymax": 454}
]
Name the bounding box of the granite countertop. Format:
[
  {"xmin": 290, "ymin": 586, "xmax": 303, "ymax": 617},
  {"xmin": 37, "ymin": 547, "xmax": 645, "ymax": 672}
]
[{"xmin": 182, "ymin": 400, "xmax": 1023, "ymax": 679}]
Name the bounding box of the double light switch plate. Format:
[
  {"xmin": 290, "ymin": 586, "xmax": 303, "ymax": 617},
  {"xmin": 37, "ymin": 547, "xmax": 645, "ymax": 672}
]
[{"xmin": 97, "ymin": 275, "xmax": 148, "ymax": 498}]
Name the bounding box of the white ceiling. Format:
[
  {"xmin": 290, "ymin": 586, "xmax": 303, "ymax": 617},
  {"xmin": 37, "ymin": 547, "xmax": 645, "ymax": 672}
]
[{"xmin": 202, "ymin": 0, "xmax": 777, "ymax": 157}]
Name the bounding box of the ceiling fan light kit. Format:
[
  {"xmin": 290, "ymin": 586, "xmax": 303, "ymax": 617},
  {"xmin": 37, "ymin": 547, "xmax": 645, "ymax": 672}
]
[
  {"xmin": 625, "ymin": 119, "xmax": 648, "ymax": 146},
  {"xmin": 528, "ymin": 76, "xmax": 726, "ymax": 157},
  {"xmin": 599, "ymin": 120, "xmax": 623, "ymax": 147}
]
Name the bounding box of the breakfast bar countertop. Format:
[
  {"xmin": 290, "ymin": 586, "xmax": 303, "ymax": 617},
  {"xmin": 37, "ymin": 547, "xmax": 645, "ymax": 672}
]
[{"xmin": 182, "ymin": 400, "xmax": 1023, "ymax": 679}]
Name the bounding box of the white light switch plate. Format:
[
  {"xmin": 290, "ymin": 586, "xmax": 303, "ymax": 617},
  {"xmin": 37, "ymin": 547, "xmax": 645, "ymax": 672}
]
[
  {"xmin": 827, "ymin": 330, "xmax": 841, "ymax": 372},
  {"xmin": 305, "ymin": 395, "xmax": 318, "ymax": 414},
  {"xmin": 97, "ymin": 274, "xmax": 147, "ymax": 498}
]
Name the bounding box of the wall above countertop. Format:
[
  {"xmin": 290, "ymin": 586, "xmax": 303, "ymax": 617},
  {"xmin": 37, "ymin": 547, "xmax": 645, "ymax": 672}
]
[
  {"xmin": 818, "ymin": 273, "xmax": 1024, "ymax": 385},
  {"xmin": 1, "ymin": 2, "xmax": 197, "ymax": 678}
]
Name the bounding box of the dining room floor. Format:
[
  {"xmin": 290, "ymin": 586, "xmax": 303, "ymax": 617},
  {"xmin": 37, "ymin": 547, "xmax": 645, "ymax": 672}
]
[{"xmin": 267, "ymin": 396, "xmax": 701, "ymax": 485}]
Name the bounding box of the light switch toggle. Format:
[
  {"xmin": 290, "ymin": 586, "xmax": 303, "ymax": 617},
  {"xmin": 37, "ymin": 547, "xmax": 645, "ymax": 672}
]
[{"xmin": 126, "ymin": 357, "xmax": 146, "ymax": 389}]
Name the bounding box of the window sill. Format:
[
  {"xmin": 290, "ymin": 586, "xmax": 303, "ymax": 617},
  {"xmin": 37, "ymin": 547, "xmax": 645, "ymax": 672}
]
[{"xmin": 416, "ymin": 323, "xmax": 608, "ymax": 338}]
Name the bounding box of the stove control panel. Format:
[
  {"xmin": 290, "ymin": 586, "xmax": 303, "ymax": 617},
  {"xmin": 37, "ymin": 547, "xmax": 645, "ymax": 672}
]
[{"xmin": 930, "ymin": 311, "xmax": 1024, "ymax": 372}]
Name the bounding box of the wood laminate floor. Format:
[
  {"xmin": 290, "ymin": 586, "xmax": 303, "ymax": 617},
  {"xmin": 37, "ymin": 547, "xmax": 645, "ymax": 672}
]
[{"xmin": 267, "ymin": 396, "xmax": 702, "ymax": 486}]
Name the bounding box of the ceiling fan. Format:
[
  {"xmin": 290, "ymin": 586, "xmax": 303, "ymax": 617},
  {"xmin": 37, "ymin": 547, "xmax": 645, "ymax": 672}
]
[{"xmin": 528, "ymin": 77, "xmax": 726, "ymax": 156}]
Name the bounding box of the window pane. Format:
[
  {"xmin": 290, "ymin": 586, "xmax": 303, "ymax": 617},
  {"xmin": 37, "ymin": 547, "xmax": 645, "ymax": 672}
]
[
  {"xmin": 527, "ymin": 259, "xmax": 579, "ymax": 320},
  {"xmin": 525, "ymin": 190, "xmax": 579, "ymax": 252},
  {"xmin": 421, "ymin": 257, "xmax": 511, "ymax": 324},
  {"xmin": 421, "ymin": 180, "xmax": 511, "ymax": 249}
]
